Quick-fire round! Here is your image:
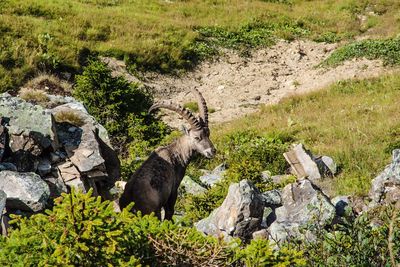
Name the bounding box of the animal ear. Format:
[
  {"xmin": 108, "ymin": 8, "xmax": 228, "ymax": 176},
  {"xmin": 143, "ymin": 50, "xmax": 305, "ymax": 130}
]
[{"xmin": 180, "ymin": 125, "xmax": 190, "ymax": 135}]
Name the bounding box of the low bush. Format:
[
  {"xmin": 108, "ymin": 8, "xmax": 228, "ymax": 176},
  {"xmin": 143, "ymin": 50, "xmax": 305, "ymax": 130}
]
[
  {"xmin": 0, "ymin": 190, "xmax": 306, "ymax": 266},
  {"xmin": 299, "ymin": 204, "xmax": 400, "ymax": 266}
]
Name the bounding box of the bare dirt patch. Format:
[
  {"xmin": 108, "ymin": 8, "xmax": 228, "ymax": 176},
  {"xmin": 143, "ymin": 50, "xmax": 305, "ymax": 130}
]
[{"xmin": 106, "ymin": 40, "xmax": 398, "ymax": 128}]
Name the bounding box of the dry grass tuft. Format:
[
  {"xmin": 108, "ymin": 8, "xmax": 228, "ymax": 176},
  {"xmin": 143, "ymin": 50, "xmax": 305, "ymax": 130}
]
[
  {"xmin": 54, "ymin": 110, "xmax": 85, "ymax": 127},
  {"xmin": 19, "ymin": 87, "xmax": 49, "ymax": 106},
  {"xmin": 24, "ymin": 74, "xmax": 72, "ymax": 96}
]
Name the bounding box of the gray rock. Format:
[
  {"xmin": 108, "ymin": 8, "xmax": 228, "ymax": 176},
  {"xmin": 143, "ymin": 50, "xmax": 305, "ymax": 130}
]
[
  {"xmin": 180, "ymin": 176, "xmax": 207, "ymax": 195},
  {"xmin": 56, "ymin": 161, "xmax": 81, "ymax": 182},
  {"xmin": 284, "ymin": 144, "xmax": 321, "ymax": 180},
  {"xmin": 369, "ymin": 149, "xmax": 400, "ymax": 206},
  {"xmin": 315, "ymin": 156, "xmax": 337, "ymax": 176},
  {"xmin": 199, "ymin": 163, "xmax": 226, "ymax": 186},
  {"xmin": 195, "ymin": 180, "xmax": 264, "ymax": 241},
  {"xmin": 43, "ymin": 176, "xmax": 68, "ymax": 198},
  {"xmin": 69, "ymin": 123, "xmax": 105, "ymax": 173},
  {"xmin": 0, "ymin": 171, "xmax": 50, "ymax": 212},
  {"xmin": 268, "ymin": 179, "xmax": 336, "ymax": 244},
  {"xmin": 0, "ymin": 93, "xmax": 59, "ymax": 153},
  {"xmin": 38, "ymin": 158, "xmax": 52, "ymax": 176},
  {"xmin": 0, "ymin": 190, "xmax": 6, "ymax": 216},
  {"xmin": 252, "ymin": 229, "xmax": 269, "ymax": 240},
  {"xmin": 261, "ymin": 189, "xmax": 282, "ymax": 208}
]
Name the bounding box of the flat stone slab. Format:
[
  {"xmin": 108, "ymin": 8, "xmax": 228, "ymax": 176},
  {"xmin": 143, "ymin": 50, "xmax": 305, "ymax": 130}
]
[
  {"xmin": 0, "ymin": 171, "xmax": 50, "ymax": 212},
  {"xmin": 284, "ymin": 143, "xmax": 321, "ymax": 180}
]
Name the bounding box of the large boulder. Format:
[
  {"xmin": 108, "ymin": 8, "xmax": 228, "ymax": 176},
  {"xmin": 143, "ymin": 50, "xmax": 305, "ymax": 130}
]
[
  {"xmin": 369, "ymin": 149, "xmax": 400, "ymax": 207},
  {"xmin": 195, "ymin": 180, "xmax": 264, "ymax": 241},
  {"xmin": 0, "ymin": 93, "xmax": 59, "ymax": 154},
  {"xmin": 0, "ymin": 171, "xmax": 50, "ymax": 212},
  {"xmin": 268, "ymin": 179, "xmax": 336, "ymax": 244}
]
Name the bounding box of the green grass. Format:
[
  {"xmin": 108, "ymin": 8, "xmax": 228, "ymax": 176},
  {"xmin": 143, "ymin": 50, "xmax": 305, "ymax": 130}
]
[
  {"xmin": 3, "ymin": 0, "xmax": 400, "ymax": 91},
  {"xmin": 211, "ymin": 73, "xmax": 400, "ymax": 196},
  {"xmin": 324, "ymin": 38, "xmax": 400, "ymax": 67}
]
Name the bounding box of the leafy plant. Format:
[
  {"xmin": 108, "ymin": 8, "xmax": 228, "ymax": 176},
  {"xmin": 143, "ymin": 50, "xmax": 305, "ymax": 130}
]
[{"xmin": 299, "ymin": 205, "xmax": 400, "ymax": 266}]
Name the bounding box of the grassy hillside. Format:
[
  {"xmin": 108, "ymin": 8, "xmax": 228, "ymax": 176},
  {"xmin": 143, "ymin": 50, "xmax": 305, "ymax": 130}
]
[
  {"xmin": 211, "ymin": 73, "xmax": 400, "ymax": 196},
  {"xmin": 2, "ymin": 0, "xmax": 400, "ymax": 91}
]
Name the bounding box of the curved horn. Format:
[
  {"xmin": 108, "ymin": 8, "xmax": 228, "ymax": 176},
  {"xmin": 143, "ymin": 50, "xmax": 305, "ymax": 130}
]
[
  {"xmin": 191, "ymin": 88, "xmax": 208, "ymax": 127},
  {"xmin": 149, "ymin": 101, "xmax": 202, "ymax": 130}
]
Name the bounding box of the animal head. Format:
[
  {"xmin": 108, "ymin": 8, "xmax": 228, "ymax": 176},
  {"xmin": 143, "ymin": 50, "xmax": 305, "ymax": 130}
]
[{"xmin": 149, "ymin": 88, "xmax": 216, "ymax": 158}]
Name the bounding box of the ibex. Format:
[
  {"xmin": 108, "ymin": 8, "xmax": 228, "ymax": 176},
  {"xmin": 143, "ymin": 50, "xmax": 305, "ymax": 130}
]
[{"xmin": 119, "ymin": 88, "xmax": 216, "ymax": 220}]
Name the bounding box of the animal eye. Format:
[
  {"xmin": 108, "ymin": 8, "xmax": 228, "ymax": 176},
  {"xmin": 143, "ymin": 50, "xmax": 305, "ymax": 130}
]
[{"xmin": 194, "ymin": 136, "xmax": 201, "ymax": 141}]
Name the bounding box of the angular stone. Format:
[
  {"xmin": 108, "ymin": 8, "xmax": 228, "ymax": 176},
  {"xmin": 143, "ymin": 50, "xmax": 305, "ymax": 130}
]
[
  {"xmin": 284, "ymin": 144, "xmax": 321, "ymax": 180},
  {"xmin": 38, "ymin": 158, "xmax": 52, "ymax": 176},
  {"xmin": 0, "ymin": 171, "xmax": 50, "ymax": 212},
  {"xmin": 252, "ymin": 229, "xmax": 269, "ymax": 240},
  {"xmin": 57, "ymin": 161, "xmax": 80, "ymax": 182},
  {"xmin": 180, "ymin": 176, "xmax": 207, "ymax": 195},
  {"xmin": 0, "ymin": 93, "xmax": 58, "ymax": 152},
  {"xmin": 315, "ymin": 156, "xmax": 337, "ymax": 176},
  {"xmin": 268, "ymin": 179, "xmax": 336, "ymax": 243},
  {"xmin": 43, "ymin": 176, "xmax": 68, "ymax": 198},
  {"xmin": 369, "ymin": 149, "xmax": 400, "ymax": 207},
  {"xmin": 195, "ymin": 180, "xmax": 264, "ymax": 241},
  {"xmin": 0, "ymin": 190, "xmax": 6, "ymax": 216},
  {"xmin": 261, "ymin": 189, "xmax": 282, "ymax": 208},
  {"xmin": 199, "ymin": 163, "xmax": 226, "ymax": 186}
]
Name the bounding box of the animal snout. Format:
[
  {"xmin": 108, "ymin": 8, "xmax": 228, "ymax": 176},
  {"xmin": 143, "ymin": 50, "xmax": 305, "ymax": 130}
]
[{"xmin": 204, "ymin": 147, "xmax": 217, "ymax": 158}]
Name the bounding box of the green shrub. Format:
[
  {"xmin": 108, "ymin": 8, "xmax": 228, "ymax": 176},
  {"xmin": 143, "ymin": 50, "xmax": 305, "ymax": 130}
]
[
  {"xmin": 236, "ymin": 238, "xmax": 306, "ymax": 267},
  {"xmin": 0, "ymin": 190, "xmax": 250, "ymax": 266},
  {"xmin": 300, "ymin": 205, "xmax": 400, "ymax": 266}
]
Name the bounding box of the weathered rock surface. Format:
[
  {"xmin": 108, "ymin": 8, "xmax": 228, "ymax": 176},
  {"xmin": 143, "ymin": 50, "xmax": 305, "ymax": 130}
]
[
  {"xmin": 369, "ymin": 149, "xmax": 400, "ymax": 206},
  {"xmin": 180, "ymin": 176, "xmax": 207, "ymax": 195},
  {"xmin": 284, "ymin": 144, "xmax": 321, "ymax": 180},
  {"xmin": 315, "ymin": 155, "xmax": 337, "ymax": 177},
  {"xmin": 268, "ymin": 179, "xmax": 336, "ymax": 243},
  {"xmin": 0, "ymin": 171, "xmax": 50, "ymax": 212},
  {"xmin": 0, "ymin": 93, "xmax": 59, "ymax": 152},
  {"xmin": 284, "ymin": 143, "xmax": 337, "ymax": 180},
  {"xmin": 199, "ymin": 163, "xmax": 226, "ymax": 186},
  {"xmin": 0, "ymin": 190, "xmax": 6, "ymax": 216},
  {"xmin": 261, "ymin": 189, "xmax": 282, "ymax": 208},
  {"xmin": 195, "ymin": 180, "xmax": 264, "ymax": 241}
]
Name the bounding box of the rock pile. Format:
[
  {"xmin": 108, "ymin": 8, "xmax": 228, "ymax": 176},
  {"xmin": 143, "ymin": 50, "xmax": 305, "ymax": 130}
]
[{"xmin": 0, "ymin": 93, "xmax": 120, "ymax": 235}]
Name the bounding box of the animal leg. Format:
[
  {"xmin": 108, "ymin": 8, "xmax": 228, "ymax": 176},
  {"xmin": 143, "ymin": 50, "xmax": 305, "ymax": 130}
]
[{"xmin": 164, "ymin": 191, "xmax": 178, "ymax": 220}]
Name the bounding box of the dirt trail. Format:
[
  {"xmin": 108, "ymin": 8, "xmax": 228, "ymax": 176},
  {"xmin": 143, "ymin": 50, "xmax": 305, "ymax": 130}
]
[{"xmin": 106, "ymin": 40, "xmax": 397, "ymax": 128}]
